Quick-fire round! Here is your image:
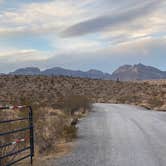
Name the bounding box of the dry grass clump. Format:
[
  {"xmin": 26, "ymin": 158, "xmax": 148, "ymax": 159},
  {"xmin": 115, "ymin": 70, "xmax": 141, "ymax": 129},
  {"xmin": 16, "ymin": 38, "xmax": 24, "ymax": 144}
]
[
  {"xmin": 148, "ymin": 97, "xmax": 164, "ymax": 108},
  {"xmin": 34, "ymin": 107, "xmax": 71, "ymax": 155},
  {"xmin": 34, "ymin": 95, "xmax": 91, "ymax": 155}
]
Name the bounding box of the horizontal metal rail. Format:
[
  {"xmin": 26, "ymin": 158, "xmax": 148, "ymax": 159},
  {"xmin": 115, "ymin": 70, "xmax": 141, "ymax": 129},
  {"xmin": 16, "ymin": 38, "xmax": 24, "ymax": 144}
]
[
  {"xmin": 0, "ymin": 117, "xmax": 29, "ymax": 124},
  {"xmin": 0, "ymin": 126, "xmax": 30, "ymax": 136},
  {"xmin": 6, "ymin": 154, "xmax": 31, "ymax": 166},
  {"xmin": 0, "ymin": 137, "xmax": 28, "ymax": 149},
  {"xmin": 0, "ymin": 142, "xmax": 13, "ymax": 149},
  {"xmin": 0, "ymin": 105, "xmax": 28, "ymax": 110},
  {"xmin": 0, "ymin": 146, "xmax": 30, "ymax": 160}
]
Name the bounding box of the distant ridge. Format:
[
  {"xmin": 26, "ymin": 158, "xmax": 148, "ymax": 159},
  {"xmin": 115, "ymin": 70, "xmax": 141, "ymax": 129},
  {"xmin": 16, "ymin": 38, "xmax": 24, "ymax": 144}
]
[
  {"xmin": 9, "ymin": 67, "xmax": 112, "ymax": 79},
  {"xmin": 11, "ymin": 67, "xmax": 41, "ymax": 75},
  {"xmin": 111, "ymin": 63, "xmax": 166, "ymax": 81},
  {"xmin": 8, "ymin": 64, "xmax": 166, "ymax": 81}
]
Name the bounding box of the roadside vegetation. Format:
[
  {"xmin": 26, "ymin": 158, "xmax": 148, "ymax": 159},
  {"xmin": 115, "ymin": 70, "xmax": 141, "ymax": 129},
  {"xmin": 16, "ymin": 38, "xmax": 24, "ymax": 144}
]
[{"xmin": 0, "ymin": 92, "xmax": 91, "ymax": 165}]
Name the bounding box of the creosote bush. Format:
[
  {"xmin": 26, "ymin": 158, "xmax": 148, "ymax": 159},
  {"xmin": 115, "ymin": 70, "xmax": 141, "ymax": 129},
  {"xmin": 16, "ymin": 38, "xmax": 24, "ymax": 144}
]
[
  {"xmin": 148, "ymin": 97, "xmax": 164, "ymax": 108},
  {"xmin": 64, "ymin": 94, "xmax": 91, "ymax": 115}
]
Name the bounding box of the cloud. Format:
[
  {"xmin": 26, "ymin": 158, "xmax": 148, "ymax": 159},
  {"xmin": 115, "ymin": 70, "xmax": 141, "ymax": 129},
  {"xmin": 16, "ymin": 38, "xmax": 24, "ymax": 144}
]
[
  {"xmin": 0, "ymin": 0, "xmax": 166, "ymax": 73},
  {"xmin": 53, "ymin": 37, "xmax": 103, "ymax": 53},
  {"xmin": 0, "ymin": 0, "xmax": 97, "ymax": 37},
  {"xmin": 1, "ymin": 37, "xmax": 166, "ymax": 73},
  {"xmin": 62, "ymin": 0, "xmax": 164, "ymax": 37},
  {"xmin": 102, "ymin": 37, "xmax": 166, "ymax": 56},
  {"xmin": 0, "ymin": 0, "xmax": 165, "ymax": 41},
  {"xmin": 35, "ymin": 37, "xmax": 166, "ymax": 73},
  {"xmin": 0, "ymin": 49, "xmax": 51, "ymax": 63}
]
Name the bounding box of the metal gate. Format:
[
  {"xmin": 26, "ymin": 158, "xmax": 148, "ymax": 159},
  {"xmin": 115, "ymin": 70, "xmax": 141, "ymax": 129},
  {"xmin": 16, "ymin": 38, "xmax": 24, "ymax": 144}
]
[{"xmin": 0, "ymin": 105, "xmax": 34, "ymax": 166}]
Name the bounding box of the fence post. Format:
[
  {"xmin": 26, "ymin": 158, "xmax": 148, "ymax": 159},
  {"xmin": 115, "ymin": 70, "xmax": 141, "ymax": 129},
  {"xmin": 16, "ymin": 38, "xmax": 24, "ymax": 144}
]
[{"xmin": 29, "ymin": 106, "xmax": 34, "ymax": 165}]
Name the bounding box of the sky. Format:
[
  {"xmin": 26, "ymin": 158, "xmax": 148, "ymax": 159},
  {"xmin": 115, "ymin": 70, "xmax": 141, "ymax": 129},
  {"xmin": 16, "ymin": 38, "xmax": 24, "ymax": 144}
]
[{"xmin": 0, "ymin": 0, "xmax": 166, "ymax": 73}]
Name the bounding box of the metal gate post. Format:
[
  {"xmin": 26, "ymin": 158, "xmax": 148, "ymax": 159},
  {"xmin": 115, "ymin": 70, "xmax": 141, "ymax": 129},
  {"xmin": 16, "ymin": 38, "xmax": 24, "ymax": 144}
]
[{"xmin": 29, "ymin": 106, "xmax": 34, "ymax": 165}]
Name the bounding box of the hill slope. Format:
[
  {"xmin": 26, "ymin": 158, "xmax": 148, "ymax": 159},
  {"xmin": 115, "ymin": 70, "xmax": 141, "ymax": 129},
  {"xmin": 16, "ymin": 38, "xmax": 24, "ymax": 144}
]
[{"xmin": 0, "ymin": 75, "xmax": 165, "ymax": 111}]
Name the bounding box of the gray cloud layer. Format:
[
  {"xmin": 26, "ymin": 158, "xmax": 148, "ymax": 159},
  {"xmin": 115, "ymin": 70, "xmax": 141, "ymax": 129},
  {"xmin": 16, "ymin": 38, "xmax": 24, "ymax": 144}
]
[
  {"xmin": 1, "ymin": 37, "xmax": 166, "ymax": 73},
  {"xmin": 62, "ymin": 0, "xmax": 164, "ymax": 37},
  {"xmin": 0, "ymin": 0, "xmax": 165, "ymax": 72}
]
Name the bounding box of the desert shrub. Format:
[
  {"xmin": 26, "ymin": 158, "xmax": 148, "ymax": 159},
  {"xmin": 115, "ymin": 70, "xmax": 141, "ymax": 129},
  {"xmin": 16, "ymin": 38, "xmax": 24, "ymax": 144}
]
[
  {"xmin": 116, "ymin": 95, "xmax": 140, "ymax": 104},
  {"xmin": 63, "ymin": 125, "xmax": 77, "ymax": 141},
  {"xmin": 33, "ymin": 107, "xmax": 76, "ymax": 154},
  {"xmin": 64, "ymin": 95, "xmax": 91, "ymax": 115},
  {"xmin": 148, "ymin": 97, "xmax": 164, "ymax": 107},
  {"xmin": 116, "ymin": 96, "xmax": 127, "ymax": 103}
]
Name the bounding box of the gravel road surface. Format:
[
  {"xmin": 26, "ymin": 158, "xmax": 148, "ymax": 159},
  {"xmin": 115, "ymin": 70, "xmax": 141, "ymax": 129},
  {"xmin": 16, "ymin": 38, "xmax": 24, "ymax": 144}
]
[{"xmin": 52, "ymin": 103, "xmax": 166, "ymax": 166}]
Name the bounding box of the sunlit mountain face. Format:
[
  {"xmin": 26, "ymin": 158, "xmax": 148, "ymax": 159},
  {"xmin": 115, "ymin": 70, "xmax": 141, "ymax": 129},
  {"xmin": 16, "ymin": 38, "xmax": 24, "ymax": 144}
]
[{"xmin": 0, "ymin": 0, "xmax": 166, "ymax": 73}]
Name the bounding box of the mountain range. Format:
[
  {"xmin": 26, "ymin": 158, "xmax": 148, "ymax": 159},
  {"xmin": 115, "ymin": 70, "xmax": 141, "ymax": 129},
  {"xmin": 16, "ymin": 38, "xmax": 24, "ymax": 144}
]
[{"xmin": 8, "ymin": 63, "xmax": 166, "ymax": 81}]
